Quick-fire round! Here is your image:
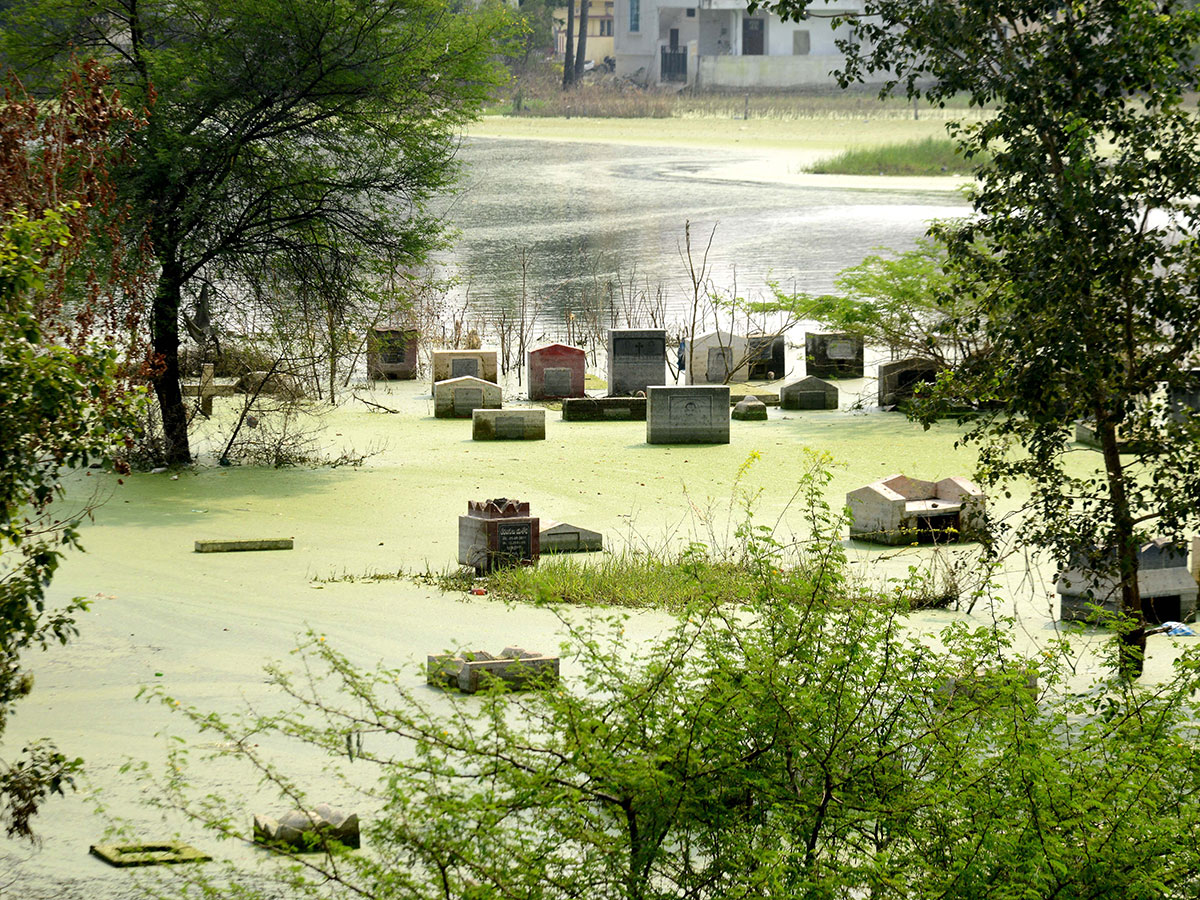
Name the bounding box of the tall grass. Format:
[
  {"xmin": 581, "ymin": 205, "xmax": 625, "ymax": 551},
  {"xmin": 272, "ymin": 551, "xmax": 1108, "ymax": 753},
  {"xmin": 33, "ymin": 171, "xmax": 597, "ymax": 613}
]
[{"xmin": 807, "ymin": 136, "xmax": 987, "ymax": 176}]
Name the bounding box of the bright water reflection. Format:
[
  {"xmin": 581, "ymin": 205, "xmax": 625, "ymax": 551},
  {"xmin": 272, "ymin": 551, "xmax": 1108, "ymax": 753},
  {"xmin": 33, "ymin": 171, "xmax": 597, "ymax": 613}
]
[{"xmin": 436, "ymin": 136, "xmax": 970, "ymax": 325}]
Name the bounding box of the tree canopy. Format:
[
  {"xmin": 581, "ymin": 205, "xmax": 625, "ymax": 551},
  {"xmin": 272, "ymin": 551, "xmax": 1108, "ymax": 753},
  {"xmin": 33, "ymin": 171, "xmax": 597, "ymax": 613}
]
[{"xmin": 2, "ymin": 0, "xmax": 514, "ymax": 463}]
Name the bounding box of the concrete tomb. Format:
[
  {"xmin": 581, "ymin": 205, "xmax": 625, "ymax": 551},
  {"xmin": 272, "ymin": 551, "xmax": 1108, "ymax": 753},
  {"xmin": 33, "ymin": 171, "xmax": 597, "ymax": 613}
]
[
  {"xmin": 731, "ymin": 395, "xmax": 768, "ymax": 421},
  {"xmin": 847, "ymin": 474, "xmax": 986, "ymax": 545},
  {"xmin": 608, "ymin": 328, "xmax": 666, "ymax": 395},
  {"xmin": 253, "ymin": 804, "xmax": 361, "ymax": 851},
  {"xmin": 647, "ymin": 386, "xmax": 731, "ymax": 444},
  {"xmin": 433, "ymin": 375, "xmax": 502, "ymax": 419},
  {"xmin": 427, "ymin": 647, "xmax": 560, "ymax": 693},
  {"xmin": 686, "ymin": 330, "xmax": 750, "ymax": 385},
  {"xmin": 877, "ymin": 357, "xmax": 941, "ymax": 408},
  {"xmin": 235, "ymin": 370, "xmax": 304, "ymax": 399},
  {"xmin": 90, "ymin": 842, "xmax": 211, "ymax": 867},
  {"xmin": 561, "ymin": 396, "xmax": 647, "ymax": 421},
  {"xmin": 540, "ymin": 520, "xmax": 603, "ymax": 553},
  {"xmin": 528, "ymin": 343, "xmax": 586, "ymax": 400},
  {"xmin": 1059, "ymin": 537, "xmax": 1198, "ymax": 624},
  {"xmin": 367, "ymin": 327, "xmax": 420, "ymax": 380},
  {"xmin": 805, "ymin": 332, "xmax": 864, "ymax": 379},
  {"xmin": 1073, "ymin": 420, "xmax": 1150, "ymax": 454},
  {"xmin": 780, "ymin": 376, "xmax": 839, "ymax": 411},
  {"xmin": 431, "ymin": 349, "xmax": 498, "ymax": 387},
  {"xmin": 472, "ymin": 408, "xmax": 546, "ymax": 441},
  {"xmin": 458, "ymin": 497, "xmax": 540, "ymax": 573},
  {"xmin": 746, "ymin": 332, "xmax": 786, "ymax": 381}
]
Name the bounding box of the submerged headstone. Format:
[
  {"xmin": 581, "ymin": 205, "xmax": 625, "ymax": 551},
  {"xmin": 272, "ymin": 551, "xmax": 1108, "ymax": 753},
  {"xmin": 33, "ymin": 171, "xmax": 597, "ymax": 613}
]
[
  {"xmin": 608, "ymin": 328, "xmax": 666, "ymax": 396},
  {"xmin": 686, "ymin": 330, "xmax": 750, "ymax": 385},
  {"xmin": 731, "ymin": 395, "xmax": 768, "ymax": 421},
  {"xmin": 253, "ymin": 804, "xmax": 360, "ymax": 851},
  {"xmin": 431, "ymin": 349, "xmax": 498, "ymax": 388},
  {"xmin": 433, "ymin": 376, "xmax": 502, "ymax": 419},
  {"xmin": 427, "ymin": 647, "xmax": 560, "ymax": 693},
  {"xmin": 528, "ymin": 343, "xmax": 586, "ymax": 400},
  {"xmin": 540, "ymin": 520, "xmax": 603, "ymax": 553},
  {"xmin": 472, "ymin": 409, "xmax": 546, "ymax": 441},
  {"xmin": 746, "ymin": 332, "xmax": 786, "ymax": 381},
  {"xmin": 458, "ymin": 498, "xmax": 540, "ymax": 574},
  {"xmin": 877, "ymin": 358, "xmax": 941, "ymax": 408},
  {"xmin": 805, "ymin": 332, "xmax": 864, "ymax": 379},
  {"xmin": 780, "ymin": 376, "xmax": 838, "ymax": 410},
  {"xmin": 367, "ymin": 327, "xmax": 420, "ymax": 380},
  {"xmin": 646, "ymin": 386, "xmax": 731, "ymax": 444}
]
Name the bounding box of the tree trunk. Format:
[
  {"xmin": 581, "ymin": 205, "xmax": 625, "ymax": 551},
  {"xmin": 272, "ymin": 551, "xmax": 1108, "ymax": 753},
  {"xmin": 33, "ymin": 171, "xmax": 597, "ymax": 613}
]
[
  {"xmin": 1097, "ymin": 417, "xmax": 1144, "ymax": 678},
  {"xmin": 574, "ymin": 0, "xmax": 590, "ymax": 81},
  {"xmin": 152, "ymin": 255, "xmax": 192, "ymax": 465},
  {"xmin": 562, "ymin": 1, "xmax": 576, "ymax": 89}
]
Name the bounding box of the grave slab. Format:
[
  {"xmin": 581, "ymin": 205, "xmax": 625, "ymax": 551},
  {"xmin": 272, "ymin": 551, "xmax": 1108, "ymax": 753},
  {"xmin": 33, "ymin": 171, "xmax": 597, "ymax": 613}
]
[
  {"xmin": 561, "ymin": 397, "xmax": 647, "ymax": 421},
  {"xmin": 540, "ymin": 520, "xmax": 603, "ymax": 552},
  {"xmin": 847, "ymin": 474, "xmax": 986, "ymax": 545},
  {"xmin": 472, "ymin": 409, "xmax": 546, "ymax": 440},
  {"xmin": 528, "ymin": 343, "xmax": 586, "ymax": 399},
  {"xmin": 608, "ymin": 328, "xmax": 667, "ymax": 396},
  {"xmin": 647, "ymin": 386, "xmax": 731, "ymax": 444},
  {"xmin": 194, "ymin": 538, "xmax": 293, "ymax": 552},
  {"xmin": 1059, "ymin": 538, "xmax": 1198, "ymax": 623},
  {"xmin": 427, "ymin": 647, "xmax": 560, "ymax": 693},
  {"xmin": 458, "ymin": 498, "xmax": 540, "ymax": 573},
  {"xmin": 877, "ymin": 358, "xmax": 941, "ymax": 408},
  {"xmin": 90, "ymin": 842, "xmax": 212, "ymax": 867},
  {"xmin": 253, "ymin": 804, "xmax": 360, "ymax": 851},
  {"xmin": 780, "ymin": 376, "xmax": 839, "ymax": 410},
  {"xmin": 433, "ymin": 375, "xmax": 502, "ymax": 418}
]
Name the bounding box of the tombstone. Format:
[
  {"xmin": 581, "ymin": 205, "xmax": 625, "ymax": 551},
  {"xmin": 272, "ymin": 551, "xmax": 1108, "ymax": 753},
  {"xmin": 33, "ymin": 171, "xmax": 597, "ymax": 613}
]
[
  {"xmin": 528, "ymin": 343, "xmax": 586, "ymax": 400},
  {"xmin": 805, "ymin": 332, "xmax": 864, "ymax": 379},
  {"xmin": 746, "ymin": 333, "xmax": 786, "ymax": 381},
  {"xmin": 431, "ymin": 349, "xmax": 499, "ymax": 388},
  {"xmin": 458, "ymin": 498, "xmax": 540, "ymax": 574},
  {"xmin": 608, "ymin": 328, "xmax": 667, "ymax": 396},
  {"xmin": 686, "ymin": 330, "xmax": 750, "ymax": 385},
  {"xmin": 367, "ymin": 327, "xmax": 420, "ymax": 380},
  {"xmin": 540, "ymin": 520, "xmax": 603, "ymax": 552},
  {"xmin": 847, "ymin": 474, "xmax": 986, "ymax": 545},
  {"xmin": 1073, "ymin": 420, "xmax": 1149, "ymax": 454},
  {"xmin": 780, "ymin": 376, "xmax": 839, "ymax": 411},
  {"xmin": 646, "ymin": 386, "xmax": 731, "ymax": 444},
  {"xmin": 199, "ymin": 363, "xmax": 215, "ymax": 417},
  {"xmin": 90, "ymin": 842, "xmax": 212, "ymax": 867},
  {"xmin": 877, "ymin": 358, "xmax": 941, "ymax": 408},
  {"xmin": 433, "ymin": 376, "xmax": 502, "ymax": 419},
  {"xmin": 472, "ymin": 409, "xmax": 546, "ymax": 441},
  {"xmin": 235, "ymin": 370, "xmax": 304, "ymax": 399},
  {"xmin": 1059, "ymin": 538, "xmax": 1198, "ymax": 624},
  {"xmin": 253, "ymin": 804, "xmax": 360, "ymax": 851},
  {"xmin": 731, "ymin": 396, "xmax": 768, "ymax": 421},
  {"xmin": 561, "ymin": 397, "xmax": 647, "ymax": 421},
  {"xmin": 427, "ymin": 647, "xmax": 560, "ymax": 693}
]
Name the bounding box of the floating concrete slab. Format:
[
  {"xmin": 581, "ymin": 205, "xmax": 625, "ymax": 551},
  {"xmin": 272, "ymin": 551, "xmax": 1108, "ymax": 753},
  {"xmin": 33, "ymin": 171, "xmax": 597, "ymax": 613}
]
[
  {"xmin": 90, "ymin": 842, "xmax": 211, "ymax": 867},
  {"xmin": 427, "ymin": 647, "xmax": 560, "ymax": 693},
  {"xmin": 194, "ymin": 538, "xmax": 293, "ymax": 553}
]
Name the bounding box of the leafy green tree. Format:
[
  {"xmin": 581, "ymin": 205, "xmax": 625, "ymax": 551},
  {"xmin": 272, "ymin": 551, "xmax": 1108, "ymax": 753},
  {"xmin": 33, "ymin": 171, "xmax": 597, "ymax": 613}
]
[
  {"xmin": 2, "ymin": 0, "xmax": 513, "ymax": 464},
  {"xmin": 753, "ymin": 0, "xmax": 1200, "ymax": 677},
  {"xmin": 0, "ymin": 65, "xmax": 142, "ymax": 839}
]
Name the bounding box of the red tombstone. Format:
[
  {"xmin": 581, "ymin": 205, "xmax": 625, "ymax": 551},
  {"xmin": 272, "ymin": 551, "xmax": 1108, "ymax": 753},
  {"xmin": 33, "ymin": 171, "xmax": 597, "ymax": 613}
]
[{"xmin": 527, "ymin": 343, "xmax": 586, "ymax": 400}]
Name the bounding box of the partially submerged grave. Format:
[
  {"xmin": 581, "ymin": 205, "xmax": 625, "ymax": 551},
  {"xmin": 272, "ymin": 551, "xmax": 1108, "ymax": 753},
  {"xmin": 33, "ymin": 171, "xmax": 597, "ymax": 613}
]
[
  {"xmin": 367, "ymin": 327, "xmax": 420, "ymax": 380},
  {"xmin": 780, "ymin": 376, "xmax": 838, "ymax": 411},
  {"xmin": 253, "ymin": 804, "xmax": 360, "ymax": 851},
  {"xmin": 805, "ymin": 332, "xmax": 864, "ymax": 379},
  {"xmin": 847, "ymin": 474, "xmax": 986, "ymax": 545},
  {"xmin": 646, "ymin": 385, "xmax": 731, "ymax": 444},
  {"xmin": 472, "ymin": 408, "xmax": 546, "ymax": 441},
  {"xmin": 608, "ymin": 328, "xmax": 667, "ymax": 396},
  {"xmin": 433, "ymin": 375, "xmax": 502, "ymax": 419},
  {"xmin": 458, "ymin": 498, "xmax": 540, "ymax": 573},
  {"xmin": 90, "ymin": 842, "xmax": 211, "ymax": 867},
  {"xmin": 528, "ymin": 343, "xmax": 586, "ymax": 400},
  {"xmin": 427, "ymin": 647, "xmax": 560, "ymax": 693},
  {"xmin": 1058, "ymin": 538, "xmax": 1199, "ymax": 624},
  {"xmin": 430, "ymin": 349, "xmax": 499, "ymax": 386},
  {"xmin": 540, "ymin": 520, "xmax": 603, "ymax": 553}
]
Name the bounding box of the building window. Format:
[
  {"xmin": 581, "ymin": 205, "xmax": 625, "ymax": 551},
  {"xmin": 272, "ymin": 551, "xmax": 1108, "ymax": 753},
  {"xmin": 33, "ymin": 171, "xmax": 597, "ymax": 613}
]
[
  {"xmin": 793, "ymin": 29, "xmax": 810, "ymax": 55},
  {"xmin": 629, "ymin": 0, "xmax": 639, "ymax": 32},
  {"xmin": 685, "ymin": 7, "xmax": 695, "ymax": 15},
  {"xmin": 599, "ymin": 18, "xmax": 613, "ymax": 35}
]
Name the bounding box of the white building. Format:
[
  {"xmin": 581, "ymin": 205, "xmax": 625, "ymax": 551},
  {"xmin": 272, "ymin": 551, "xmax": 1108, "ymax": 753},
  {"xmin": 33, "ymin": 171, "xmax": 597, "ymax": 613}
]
[{"xmin": 614, "ymin": 0, "xmax": 873, "ymax": 89}]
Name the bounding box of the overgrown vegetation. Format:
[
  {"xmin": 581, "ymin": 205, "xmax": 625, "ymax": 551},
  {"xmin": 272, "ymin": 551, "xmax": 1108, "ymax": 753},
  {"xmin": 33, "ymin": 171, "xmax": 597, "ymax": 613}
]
[{"xmin": 807, "ymin": 136, "xmax": 988, "ymax": 175}]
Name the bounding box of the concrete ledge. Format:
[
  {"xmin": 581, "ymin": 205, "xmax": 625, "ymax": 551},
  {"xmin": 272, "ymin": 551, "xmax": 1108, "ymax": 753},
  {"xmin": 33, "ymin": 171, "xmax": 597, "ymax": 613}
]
[
  {"xmin": 194, "ymin": 538, "xmax": 294, "ymax": 553},
  {"xmin": 561, "ymin": 397, "xmax": 647, "ymax": 421},
  {"xmin": 90, "ymin": 842, "xmax": 211, "ymax": 867}
]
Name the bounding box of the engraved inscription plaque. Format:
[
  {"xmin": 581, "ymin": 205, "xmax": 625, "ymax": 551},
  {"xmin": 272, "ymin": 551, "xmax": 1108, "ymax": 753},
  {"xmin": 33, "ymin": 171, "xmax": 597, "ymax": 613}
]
[
  {"xmin": 543, "ymin": 367, "xmax": 572, "ymax": 397},
  {"xmin": 452, "ymin": 357, "xmax": 480, "ymax": 378},
  {"xmin": 454, "ymin": 388, "xmax": 483, "ymax": 416},
  {"xmin": 706, "ymin": 347, "xmax": 732, "ymax": 382},
  {"xmin": 495, "ymin": 415, "xmax": 526, "ymax": 439},
  {"xmin": 827, "ymin": 340, "xmax": 856, "ymax": 360},
  {"xmin": 669, "ymin": 394, "xmax": 713, "ymax": 425},
  {"xmin": 496, "ymin": 522, "xmax": 532, "ymax": 560},
  {"xmin": 614, "ymin": 337, "xmax": 663, "ymax": 359}
]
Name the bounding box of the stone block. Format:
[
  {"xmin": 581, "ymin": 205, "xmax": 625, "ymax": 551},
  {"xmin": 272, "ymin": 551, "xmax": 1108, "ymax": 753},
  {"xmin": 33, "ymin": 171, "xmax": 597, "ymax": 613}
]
[
  {"xmin": 194, "ymin": 538, "xmax": 293, "ymax": 552},
  {"xmin": 431, "ymin": 350, "xmax": 498, "ymax": 387},
  {"xmin": 780, "ymin": 376, "xmax": 838, "ymax": 410},
  {"xmin": 1059, "ymin": 537, "xmax": 1198, "ymax": 624},
  {"xmin": 608, "ymin": 328, "xmax": 666, "ymax": 396},
  {"xmin": 877, "ymin": 357, "xmax": 941, "ymax": 408},
  {"xmin": 90, "ymin": 842, "xmax": 212, "ymax": 867},
  {"xmin": 647, "ymin": 386, "xmax": 731, "ymax": 444},
  {"xmin": 472, "ymin": 409, "xmax": 546, "ymax": 441},
  {"xmin": 731, "ymin": 396, "xmax": 768, "ymax": 421},
  {"xmin": 561, "ymin": 397, "xmax": 647, "ymax": 421},
  {"xmin": 528, "ymin": 343, "xmax": 586, "ymax": 399},
  {"xmin": 367, "ymin": 327, "xmax": 419, "ymax": 380},
  {"xmin": 427, "ymin": 647, "xmax": 560, "ymax": 693},
  {"xmin": 433, "ymin": 376, "xmax": 502, "ymax": 419},
  {"xmin": 458, "ymin": 498, "xmax": 540, "ymax": 573},
  {"xmin": 805, "ymin": 332, "xmax": 864, "ymax": 379},
  {"xmin": 847, "ymin": 474, "xmax": 986, "ymax": 545},
  {"xmin": 253, "ymin": 804, "xmax": 360, "ymax": 851},
  {"xmin": 540, "ymin": 520, "xmax": 603, "ymax": 552}
]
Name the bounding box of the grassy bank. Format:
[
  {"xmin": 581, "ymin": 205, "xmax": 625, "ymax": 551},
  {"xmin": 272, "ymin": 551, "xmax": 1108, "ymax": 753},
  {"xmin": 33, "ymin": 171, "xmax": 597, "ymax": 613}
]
[{"xmin": 808, "ymin": 136, "xmax": 987, "ymax": 176}]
